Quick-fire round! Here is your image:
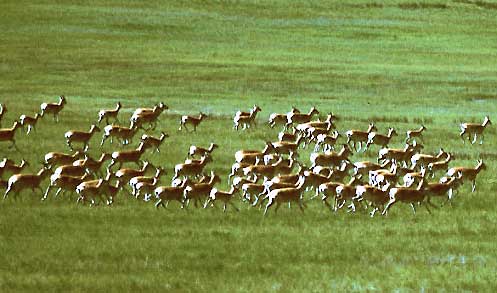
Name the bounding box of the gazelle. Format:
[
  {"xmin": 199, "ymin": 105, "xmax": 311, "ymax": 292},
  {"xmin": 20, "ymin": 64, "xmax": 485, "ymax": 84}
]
[
  {"xmin": 378, "ymin": 142, "xmax": 424, "ymax": 166},
  {"xmin": 114, "ymin": 161, "xmax": 154, "ymax": 189},
  {"xmin": 460, "ymin": 116, "xmax": 491, "ymax": 144},
  {"xmin": 76, "ymin": 178, "xmax": 120, "ymax": 206},
  {"xmin": 345, "ymin": 122, "xmax": 377, "ymax": 152},
  {"xmin": 263, "ymin": 176, "xmax": 306, "ymax": 216},
  {"xmin": 304, "ymin": 124, "xmax": 334, "ymax": 146},
  {"xmin": 98, "ymin": 101, "xmax": 122, "ymax": 125},
  {"xmin": 425, "ymin": 174, "xmax": 463, "ymax": 206},
  {"xmin": 228, "ymin": 162, "xmax": 254, "ymax": 183},
  {"xmin": 44, "ymin": 151, "xmax": 83, "ymax": 168},
  {"xmin": 132, "ymin": 102, "xmax": 167, "ymax": 117},
  {"xmin": 241, "ymin": 182, "xmax": 265, "ymax": 204},
  {"xmin": 405, "ymin": 125, "xmax": 426, "ymax": 143},
  {"xmin": 72, "ymin": 153, "xmax": 112, "ymax": 177},
  {"xmin": 310, "ymin": 144, "xmax": 352, "ymax": 168},
  {"xmin": 255, "ymin": 179, "xmax": 300, "ymax": 207},
  {"xmin": 140, "ymin": 132, "xmax": 168, "ymax": 153},
  {"xmin": 183, "ymin": 172, "xmax": 221, "ymax": 208},
  {"xmin": 278, "ymin": 128, "xmax": 299, "ymax": 143},
  {"xmin": 129, "ymin": 167, "xmax": 165, "ymax": 197},
  {"xmin": 234, "ymin": 142, "xmax": 274, "ymax": 164},
  {"xmin": 154, "ymin": 178, "xmax": 190, "ymax": 209},
  {"xmin": 447, "ymin": 160, "xmax": 486, "ymax": 192},
  {"xmin": 130, "ymin": 103, "xmax": 167, "ymax": 131},
  {"xmin": 352, "ymin": 160, "xmax": 390, "ymax": 177},
  {"xmin": 107, "ymin": 143, "xmax": 146, "ymax": 170},
  {"xmin": 19, "ymin": 113, "xmax": 41, "ymax": 135},
  {"xmin": 0, "ymin": 121, "xmax": 21, "ymax": 149},
  {"xmin": 334, "ymin": 177, "xmax": 359, "ymax": 212},
  {"xmin": 53, "ymin": 164, "xmax": 87, "ymax": 177},
  {"xmin": 242, "ymin": 158, "xmax": 292, "ymax": 182},
  {"xmin": 410, "ymin": 148, "xmax": 448, "ymax": 170},
  {"xmin": 65, "ymin": 124, "xmax": 101, "ymax": 151},
  {"xmin": 179, "ymin": 112, "xmax": 207, "ymax": 132},
  {"xmin": 369, "ymin": 162, "xmax": 398, "ymax": 188},
  {"xmin": 313, "ymin": 131, "xmax": 340, "ymax": 152},
  {"xmin": 316, "ymin": 181, "xmax": 342, "ymax": 210},
  {"xmin": 354, "ymin": 184, "xmax": 391, "ymax": 217},
  {"xmin": 188, "ymin": 143, "xmax": 218, "ymax": 158},
  {"xmin": 4, "ymin": 167, "xmax": 52, "ymax": 200},
  {"xmin": 427, "ymin": 153, "xmax": 453, "ymax": 177},
  {"xmin": 233, "ymin": 105, "xmax": 262, "ymax": 130},
  {"xmin": 295, "ymin": 113, "xmax": 336, "ymax": 135},
  {"xmin": 0, "ymin": 159, "xmax": 29, "ymax": 178},
  {"xmin": 286, "ymin": 106, "xmax": 319, "ymax": 129},
  {"xmin": 134, "ymin": 179, "xmax": 161, "ymax": 201},
  {"xmin": 173, "ymin": 155, "xmax": 212, "ymax": 181},
  {"xmin": 204, "ymin": 186, "xmax": 240, "ymax": 212},
  {"xmin": 40, "ymin": 95, "xmax": 66, "ymax": 122},
  {"xmin": 270, "ymin": 136, "xmax": 304, "ymax": 157},
  {"xmin": 382, "ymin": 180, "xmax": 429, "ymax": 215},
  {"xmin": 0, "ymin": 158, "xmax": 16, "ymax": 170},
  {"xmin": 43, "ymin": 173, "xmax": 92, "ymax": 200},
  {"xmin": 365, "ymin": 127, "xmax": 397, "ymax": 150},
  {"xmin": 402, "ymin": 166, "xmax": 427, "ymax": 187},
  {"xmin": 100, "ymin": 122, "xmax": 138, "ymax": 146},
  {"xmin": 268, "ymin": 107, "xmax": 300, "ymax": 128}
]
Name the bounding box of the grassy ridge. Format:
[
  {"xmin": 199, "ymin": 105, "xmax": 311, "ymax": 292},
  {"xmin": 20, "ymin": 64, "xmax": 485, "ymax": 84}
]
[{"xmin": 1, "ymin": 0, "xmax": 497, "ymax": 291}]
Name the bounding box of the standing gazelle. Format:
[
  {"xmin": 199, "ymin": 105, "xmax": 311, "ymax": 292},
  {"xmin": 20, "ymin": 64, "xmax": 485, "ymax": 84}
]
[
  {"xmin": 460, "ymin": 116, "xmax": 491, "ymax": 145},
  {"xmin": 40, "ymin": 95, "xmax": 66, "ymax": 122}
]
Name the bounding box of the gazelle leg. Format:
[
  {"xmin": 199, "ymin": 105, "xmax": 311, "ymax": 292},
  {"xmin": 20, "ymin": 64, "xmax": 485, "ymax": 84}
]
[{"xmin": 410, "ymin": 203, "xmax": 417, "ymax": 214}]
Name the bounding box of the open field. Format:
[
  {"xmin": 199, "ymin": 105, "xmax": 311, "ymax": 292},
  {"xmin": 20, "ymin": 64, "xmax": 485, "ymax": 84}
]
[{"xmin": 1, "ymin": 0, "xmax": 497, "ymax": 291}]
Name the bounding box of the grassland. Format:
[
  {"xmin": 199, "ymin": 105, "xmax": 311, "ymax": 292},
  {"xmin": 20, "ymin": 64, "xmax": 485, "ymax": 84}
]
[{"xmin": 1, "ymin": 0, "xmax": 497, "ymax": 291}]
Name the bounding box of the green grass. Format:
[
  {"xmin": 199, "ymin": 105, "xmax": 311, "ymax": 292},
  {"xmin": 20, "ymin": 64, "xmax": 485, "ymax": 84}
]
[{"xmin": 1, "ymin": 0, "xmax": 497, "ymax": 291}]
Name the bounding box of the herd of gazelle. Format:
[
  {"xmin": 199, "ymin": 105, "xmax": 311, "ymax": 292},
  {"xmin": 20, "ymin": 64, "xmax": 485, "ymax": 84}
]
[{"xmin": 0, "ymin": 97, "xmax": 491, "ymax": 216}]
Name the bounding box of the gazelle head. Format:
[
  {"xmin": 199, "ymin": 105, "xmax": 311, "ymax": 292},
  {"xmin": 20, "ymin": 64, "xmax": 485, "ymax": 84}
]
[
  {"xmin": 290, "ymin": 106, "xmax": 300, "ymax": 114},
  {"xmin": 367, "ymin": 122, "xmax": 377, "ymax": 133},
  {"xmin": 159, "ymin": 132, "xmax": 169, "ymax": 141},
  {"xmin": 476, "ymin": 160, "xmax": 486, "ymax": 171},
  {"xmin": 252, "ymin": 105, "xmax": 262, "ymax": 113},
  {"xmin": 309, "ymin": 106, "xmax": 319, "ymax": 116},
  {"xmin": 483, "ymin": 115, "xmax": 492, "ymax": 127},
  {"xmin": 89, "ymin": 124, "xmax": 101, "ymax": 133},
  {"xmin": 59, "ymin": 96, "xmax": 67, "ymax": 105},
  {"xmin": 388, "ymin": 127, "xmax": 397, "ymax": 137}
]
